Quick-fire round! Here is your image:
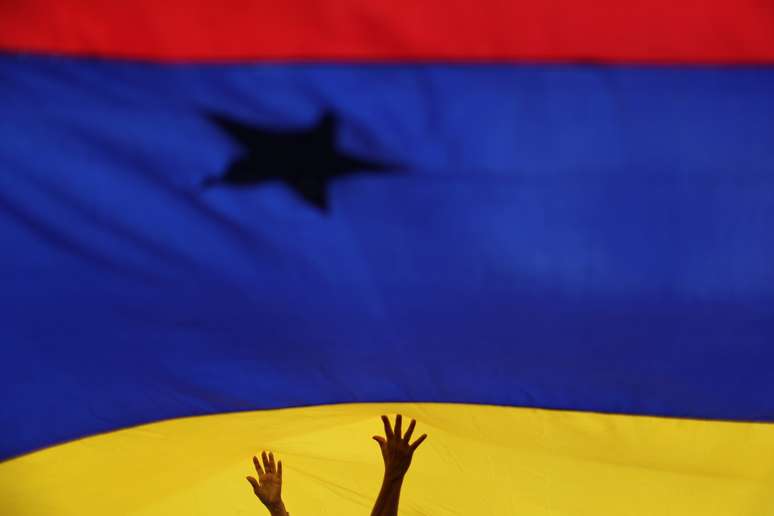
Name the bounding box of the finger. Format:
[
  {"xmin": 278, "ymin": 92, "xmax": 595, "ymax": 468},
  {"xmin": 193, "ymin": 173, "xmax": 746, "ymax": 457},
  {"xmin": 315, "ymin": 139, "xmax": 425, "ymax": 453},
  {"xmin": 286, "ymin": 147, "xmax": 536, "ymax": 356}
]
[
  {"xmin": 372, "ymin": 435, "xmax": 386, "ymax": 448},
  {"xmin": 253, "ymin": 455, "xmax": 265, "ymax": 476},
  {"xmin": 262, "ymin": 451, "xmax": 272, "ymax": 474},
  {"xmin": 403, "ymin": 419, "xmax": 416, "ymax": 442},
  {"xmin": 246, "ymin": 476, "xmax": 260, "ymax": 492},
  {"xmin": 394, "ymin": 414, "xmax": 402, "ymax": 439},
  {"xmin": 277, "ymin": 460, "xmax": 283, "ymax": 480},
  {"xmin": 381, "ymin": 415, "xmax": 394, "ymax": 440},
  {"xmin": 268, "ymin": 451, "xmax": 276, "ymax": 473},
  {"xmin": 410, "ymin": 433, "xmax": 428, "ymax": 451}
]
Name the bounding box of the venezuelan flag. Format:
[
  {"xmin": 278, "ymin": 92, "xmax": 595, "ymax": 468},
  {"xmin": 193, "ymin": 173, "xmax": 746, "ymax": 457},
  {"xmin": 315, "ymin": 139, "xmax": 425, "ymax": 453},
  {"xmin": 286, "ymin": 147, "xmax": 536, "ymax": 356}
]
[{"xmin": 1, "ymin": 2, "xmax": 774, "ymax": 515}]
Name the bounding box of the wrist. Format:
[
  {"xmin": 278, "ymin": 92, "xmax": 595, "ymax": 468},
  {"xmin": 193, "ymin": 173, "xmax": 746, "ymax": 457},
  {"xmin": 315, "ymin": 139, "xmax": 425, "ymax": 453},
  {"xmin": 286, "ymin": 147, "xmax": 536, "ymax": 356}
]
[
  {"xmin": 383, "ymin": 471, "xmax": 406, "ymax": 485},
  {"xmin": 267, "ymin": 501, "xmax": 288, "ymax": 516}
]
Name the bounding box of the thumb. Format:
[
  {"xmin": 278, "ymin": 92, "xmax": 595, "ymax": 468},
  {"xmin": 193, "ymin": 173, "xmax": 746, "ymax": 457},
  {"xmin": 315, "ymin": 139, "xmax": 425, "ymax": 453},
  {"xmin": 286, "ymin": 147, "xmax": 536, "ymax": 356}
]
[
  {"xmin": 372, "ymin": 435, "xmax": 386, "ymax": 447},
  {"xmin": 246, "ymin": 476, "xmax": 260, "ymax": 492}
]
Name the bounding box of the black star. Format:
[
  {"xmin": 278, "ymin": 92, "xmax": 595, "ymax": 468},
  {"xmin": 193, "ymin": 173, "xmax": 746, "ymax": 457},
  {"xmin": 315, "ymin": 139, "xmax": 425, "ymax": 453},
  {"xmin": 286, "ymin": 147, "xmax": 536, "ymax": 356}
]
[{"xmin": 205, "ymin": 112, "xmax": 392, "ymax": 211}]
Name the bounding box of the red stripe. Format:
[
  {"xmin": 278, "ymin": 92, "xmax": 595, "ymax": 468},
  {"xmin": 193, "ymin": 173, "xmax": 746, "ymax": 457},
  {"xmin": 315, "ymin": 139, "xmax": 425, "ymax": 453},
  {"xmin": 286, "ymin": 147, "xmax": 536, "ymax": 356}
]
[{"xmin": 2, "ymin": 0, "xmax": 774, "ymax": 63}]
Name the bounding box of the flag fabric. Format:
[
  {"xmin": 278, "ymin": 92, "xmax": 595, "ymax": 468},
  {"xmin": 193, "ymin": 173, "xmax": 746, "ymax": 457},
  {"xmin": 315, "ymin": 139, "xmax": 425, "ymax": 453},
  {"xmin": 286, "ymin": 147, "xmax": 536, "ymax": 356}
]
[{"xmin": 1, "ymin": 2, "xmax": 774, "ymax": 515}]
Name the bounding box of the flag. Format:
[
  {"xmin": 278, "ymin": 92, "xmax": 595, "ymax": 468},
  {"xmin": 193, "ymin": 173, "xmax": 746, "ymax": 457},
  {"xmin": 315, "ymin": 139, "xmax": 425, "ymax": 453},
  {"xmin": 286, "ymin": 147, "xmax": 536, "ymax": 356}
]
[{"xmin": 1, "ymin": 2, "xmax": 774, "ymax": 515}]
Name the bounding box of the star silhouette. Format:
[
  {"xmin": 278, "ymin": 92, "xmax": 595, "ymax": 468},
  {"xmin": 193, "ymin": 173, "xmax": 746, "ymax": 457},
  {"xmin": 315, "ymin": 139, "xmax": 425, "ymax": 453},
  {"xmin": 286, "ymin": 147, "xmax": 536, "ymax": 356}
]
[{"xmin": 205, "ymin": 112, "xmax": 392, "ymax": 211}]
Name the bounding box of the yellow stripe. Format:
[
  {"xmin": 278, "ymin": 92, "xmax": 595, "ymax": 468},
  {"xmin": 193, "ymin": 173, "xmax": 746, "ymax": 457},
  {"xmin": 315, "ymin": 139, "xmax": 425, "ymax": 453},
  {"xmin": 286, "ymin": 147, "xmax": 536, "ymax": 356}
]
[{"xmin": 2, "ymin": 403, "xmax": 773, "ymax": 515}]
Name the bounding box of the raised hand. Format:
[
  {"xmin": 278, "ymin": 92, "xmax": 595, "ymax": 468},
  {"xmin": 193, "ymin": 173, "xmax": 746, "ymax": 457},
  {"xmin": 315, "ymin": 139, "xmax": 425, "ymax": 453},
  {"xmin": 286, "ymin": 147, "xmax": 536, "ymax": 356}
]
[
  {"xmin": 246, "ymin": 451, "xmax": 288, "ymax": 516},
  {"xmin": 372, "ymin": 414, "xmax": 427, "ymax": 481}
]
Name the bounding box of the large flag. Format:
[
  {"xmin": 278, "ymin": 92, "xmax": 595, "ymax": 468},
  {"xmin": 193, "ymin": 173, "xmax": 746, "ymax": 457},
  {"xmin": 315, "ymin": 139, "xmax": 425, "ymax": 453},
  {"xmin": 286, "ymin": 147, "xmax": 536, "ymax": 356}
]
[{"xmin": 1, "ymin": 2, "xmax": 774, "ymax": 515}]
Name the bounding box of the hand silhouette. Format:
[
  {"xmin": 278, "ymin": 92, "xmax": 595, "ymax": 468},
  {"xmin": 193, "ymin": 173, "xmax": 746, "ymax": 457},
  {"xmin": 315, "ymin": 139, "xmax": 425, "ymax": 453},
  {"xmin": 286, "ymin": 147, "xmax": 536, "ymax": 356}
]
[
  {"xmin": 246, "ymin": 451, "xmax": 287, "ymax": 515},
  {"xmin": 372, "ymin": 414, "xmax": 427, "ymax": 481}
]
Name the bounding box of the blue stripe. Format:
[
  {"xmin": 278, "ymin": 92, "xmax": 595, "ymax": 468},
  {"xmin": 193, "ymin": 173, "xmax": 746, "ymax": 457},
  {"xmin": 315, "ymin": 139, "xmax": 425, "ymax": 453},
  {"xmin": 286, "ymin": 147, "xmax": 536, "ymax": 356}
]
[{"xmin": 1, "ymin": 55, "xmax": 773, "ymax": 459}]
